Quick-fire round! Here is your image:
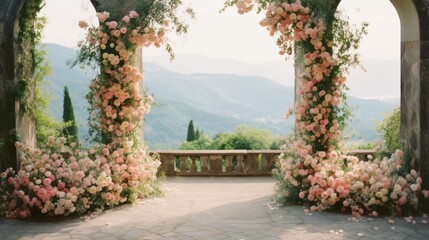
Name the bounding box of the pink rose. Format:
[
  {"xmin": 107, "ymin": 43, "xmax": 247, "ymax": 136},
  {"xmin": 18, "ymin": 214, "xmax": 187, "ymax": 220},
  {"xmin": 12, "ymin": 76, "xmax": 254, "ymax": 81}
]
[
  {"xmin": 122, "ymin": 16, "xmax": 130, "ymax": 23},
  {"xmin": 43, "ymin": 178, "xmax": 51, "ymax": 186}
]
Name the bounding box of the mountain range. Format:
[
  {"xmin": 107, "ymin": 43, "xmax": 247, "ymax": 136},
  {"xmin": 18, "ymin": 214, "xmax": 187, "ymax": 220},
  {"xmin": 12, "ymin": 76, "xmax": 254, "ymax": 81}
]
[{"xmin": 43, "ymin": 43, "xmax": 398, "ymax": 149}]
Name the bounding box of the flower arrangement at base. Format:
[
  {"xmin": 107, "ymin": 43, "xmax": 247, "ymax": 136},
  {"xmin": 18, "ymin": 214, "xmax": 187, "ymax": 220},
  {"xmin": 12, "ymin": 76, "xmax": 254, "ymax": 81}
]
[
  {"xmin": 273, "ymin": 138, "xmax": 429, "ymax": 217},
  {"xmin": 226, "ymin": 0, "xmax": 429, "ymax": 216},
  {"xmin": 0, "ymin": 137, "xmax": 160, "ymax": 218}
]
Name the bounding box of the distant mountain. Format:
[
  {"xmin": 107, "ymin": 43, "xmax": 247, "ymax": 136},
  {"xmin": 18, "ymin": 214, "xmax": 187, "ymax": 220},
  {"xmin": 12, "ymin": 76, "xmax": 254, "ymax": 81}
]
[
  {"xmin": 144, "ymin": 54, "xmax": 295, "ymax": 87},
  {"xmin": 144, "ymin": 67, "xmax": 294, "ymax": 148},
  {"xmin": 44, "ymin": 43, "xmax": 398, "ymax": 149},
  {"xmin": 145, "ymin": 54, "xmax": 401, "ymax": 100}
]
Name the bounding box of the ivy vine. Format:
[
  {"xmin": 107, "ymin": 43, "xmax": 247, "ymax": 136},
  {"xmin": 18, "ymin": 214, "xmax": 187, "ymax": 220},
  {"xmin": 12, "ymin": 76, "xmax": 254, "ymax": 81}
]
[{"xmin": 15, "ymin": 0, "xmax": 46, "ymax": 116}]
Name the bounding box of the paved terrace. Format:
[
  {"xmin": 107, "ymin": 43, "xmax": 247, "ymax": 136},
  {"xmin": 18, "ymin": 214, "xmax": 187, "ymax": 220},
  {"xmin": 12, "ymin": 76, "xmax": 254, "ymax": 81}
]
[{"xmin": 0, "ymin": 177, "xmax": 429, "ymax": 240}]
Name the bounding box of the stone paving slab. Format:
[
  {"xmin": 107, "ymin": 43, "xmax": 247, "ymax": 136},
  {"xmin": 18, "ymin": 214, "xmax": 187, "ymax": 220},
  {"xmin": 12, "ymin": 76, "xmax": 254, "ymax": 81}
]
[{"xmin": 0, "ymin": 177, "xmax": 429, "ymax": 239}]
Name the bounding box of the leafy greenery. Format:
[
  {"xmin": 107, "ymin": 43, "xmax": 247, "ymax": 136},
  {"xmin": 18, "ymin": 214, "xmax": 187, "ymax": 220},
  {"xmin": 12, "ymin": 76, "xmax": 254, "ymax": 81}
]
[
  {"xmin": 195, "ymin": 128, "xmax": 200, "ymax": 140},
  {"xmin": 15, "ymin": 0, "xmax": 46, "ymax": 116},
  {"xmin": 62, "ymin": 87, "xmax": 79, "ymax": 144},
  {"xmin": 376, "ymin": 107, "xmax": 400, "ymax": 151},
  {"xmin": 179, "ymin": 134, "xmax": 213, "ymax": 150},
  {"xmin": 179, "ymin": 125, "xmax": 275, "ymax": 150},
  {"xmin": 33, "ymin": 44, "xmax": 66, "ymax": 144}
]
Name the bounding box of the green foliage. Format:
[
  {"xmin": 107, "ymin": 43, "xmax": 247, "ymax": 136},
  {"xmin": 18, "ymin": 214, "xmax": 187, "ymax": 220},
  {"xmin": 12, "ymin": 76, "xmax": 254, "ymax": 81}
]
[
  {"xmin": 179, "ymin": 134, "xmax": 213, "ymax": 150},
  {"xmin": 15, "ymin": 0, "xmax": 46, "ymax": 116},
  {"xmin": 33, "ymin": 44, "xmax": 65, "ymax": 145},
  {"xmin": 62, "ymin": 87, "xmax": 79, "ymax": 144},
  {"xmin": 228, "ymin": 125, "xmax": 273, "ymax": 149},
  {"xmin": 179, "ymin": 125, "xmax": 275, "ymax": 150},
  {"xmin": 273, "ymin": 166, "xmax": 301, "ymax": 205},
  {"xmin": 349, "ymin": 141, "xmax": 378, "ymax": 150},
  {"xmin": 186, "ymin": 120, "xmax": 196, "ymax": 141},
  {"xmin": 376, "ymin": 108, "xmax": 400, "ymax": 151},
  {"xmin": 269, "ymin": 136, "xmax": 289, "ymax": 150},
  {"xmin": 195, "ymin": 128, "xmax": 200, "ymax": 140}
]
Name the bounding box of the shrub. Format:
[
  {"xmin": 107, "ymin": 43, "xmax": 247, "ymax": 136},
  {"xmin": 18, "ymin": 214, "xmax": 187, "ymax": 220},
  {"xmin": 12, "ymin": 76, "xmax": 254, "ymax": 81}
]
[{"xmin": 377, "ymin": 108, "xmax": 400, "ymax": 151}]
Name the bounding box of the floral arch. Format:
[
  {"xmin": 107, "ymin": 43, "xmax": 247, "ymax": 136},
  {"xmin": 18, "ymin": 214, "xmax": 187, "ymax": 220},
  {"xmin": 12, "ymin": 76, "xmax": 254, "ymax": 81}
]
[{"xmin": 0, "ymin": 0, "xmax": 428, "ymax": 218}]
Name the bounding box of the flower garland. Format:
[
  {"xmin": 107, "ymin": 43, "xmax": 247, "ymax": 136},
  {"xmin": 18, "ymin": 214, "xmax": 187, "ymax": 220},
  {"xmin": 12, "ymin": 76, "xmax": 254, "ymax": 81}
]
[
  {"xmin": 229, "ymin": 0, "xmax": 429, "ymax": 216},
  {"xmin": 82, "ymin": 10, "xmax": 165, "ymax": 148}
]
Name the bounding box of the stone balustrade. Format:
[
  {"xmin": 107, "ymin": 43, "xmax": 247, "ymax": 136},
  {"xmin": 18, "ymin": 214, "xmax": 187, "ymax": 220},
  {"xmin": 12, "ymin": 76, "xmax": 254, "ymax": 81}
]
[{"xmin": 152, "ymin": 149, "xmax": 386, "ymax": 176}]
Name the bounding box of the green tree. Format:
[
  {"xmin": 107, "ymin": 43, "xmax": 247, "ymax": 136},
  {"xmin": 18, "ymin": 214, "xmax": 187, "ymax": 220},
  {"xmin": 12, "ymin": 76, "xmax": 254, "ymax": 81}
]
[
  {"xmin": 376, "ymin": 108, "xmax": 400, "ymax": 151},
  {"xmin": 179, "ymin": 134, "xmax": 212, "ymax": 150},
  {"xmin": 62, "ymin": 86, "xmax": 79, "ymax": 144},
  {"xmin": 232, "ymin": 125, "xmax": 273, "ymax": 150},
  {"xmin": 179, "ymin": 125, "xmax": 275, "ymax": 150},
  {"xmin": 211, "ymin": 133, "xmax": 234, "ymax": 149},
  {"xmin": 34, "ymin": 44, "xmax": 64, "ymax": 144},
  {"xmin": 186, "ymin": 120, "xmax": 196, "ymax": 142},
  {"xmin": 212, "ymin": 125, "xmax": 274, "ymax": 150},
  {"xmin": 195, "ymin": 128, "xmax": 200, "ymax": 140}
]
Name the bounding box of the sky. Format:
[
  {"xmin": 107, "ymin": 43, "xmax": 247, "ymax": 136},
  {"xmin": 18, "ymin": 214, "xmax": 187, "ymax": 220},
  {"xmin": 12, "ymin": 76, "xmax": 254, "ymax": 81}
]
[
  {"xmin": 40, "ymin": 0, "xmax": 401, "ymax": 99},
  {"xmin": 40, "ymin": 0, "xmax": 400, "ymax": 62}
]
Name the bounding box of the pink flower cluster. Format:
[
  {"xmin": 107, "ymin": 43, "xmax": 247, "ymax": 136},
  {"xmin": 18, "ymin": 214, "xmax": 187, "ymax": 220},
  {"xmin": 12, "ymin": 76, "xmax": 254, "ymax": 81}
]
[
  {"xmin": 277, "ymin": 140, "xmax": 429, "ymax": 216},
  {"xmin": 235, "ymin": 0, "xmax": 254, "ymax": 14},
  {"xmin": 91, "ymin": 10, "xmax": 167, "ymax": 49},
  {"xmin": 0, "ymin": 137, "xmax": 159, "ymax": 218}
]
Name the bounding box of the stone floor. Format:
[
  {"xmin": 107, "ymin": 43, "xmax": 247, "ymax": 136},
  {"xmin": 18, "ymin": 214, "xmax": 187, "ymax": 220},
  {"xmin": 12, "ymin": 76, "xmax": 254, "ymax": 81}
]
[{"xmin": 0, "ymin": 177, "xmax": 429, "ymax": 240}]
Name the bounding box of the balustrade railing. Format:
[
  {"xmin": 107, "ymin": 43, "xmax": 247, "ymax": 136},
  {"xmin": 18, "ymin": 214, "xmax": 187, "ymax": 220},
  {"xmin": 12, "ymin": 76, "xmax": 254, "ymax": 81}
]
[{"xmin": 152, "ymin": 149, "xmax": 384, "ymax": 176}]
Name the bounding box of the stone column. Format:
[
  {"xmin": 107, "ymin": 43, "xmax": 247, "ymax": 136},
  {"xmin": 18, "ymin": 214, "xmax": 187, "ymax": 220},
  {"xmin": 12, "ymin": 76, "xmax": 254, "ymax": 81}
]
[
  {"xmin": 0, "ymin": 0, "xmax": 35, "ymax": 172},
  {"xmin": 418, "ymin": 42, "xmax": 429, "ymax": 190},
  {"xmin": 400, "ymin": 40, "xmax": 422, "ymax": 174},
  {"xmin": 394, "ymin": 0, "xmax": 429, "ymax": 193}
]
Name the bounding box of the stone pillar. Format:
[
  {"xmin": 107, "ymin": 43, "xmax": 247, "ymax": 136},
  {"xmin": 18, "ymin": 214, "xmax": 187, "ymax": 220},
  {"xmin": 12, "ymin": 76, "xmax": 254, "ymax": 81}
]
[
  {"xmin": 418, "ymin": 42, "xmax": 429, "ymax": 190},
  {"xmin": 0, "ymin": 0, "xmax": 33, "ymax": 172},
  {"xmin": 395, "ymin": 0, "xmax": 429, "ymax": 193},
  {"xmin": 400, "ymin": 40, "xmax": 422, "ymax": 175}
]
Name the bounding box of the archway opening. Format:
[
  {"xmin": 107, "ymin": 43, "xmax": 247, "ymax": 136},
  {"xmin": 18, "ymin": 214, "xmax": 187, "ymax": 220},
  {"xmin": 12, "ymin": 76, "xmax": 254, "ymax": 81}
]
[
  {"xmin": 38, "ymin": 0, "xmax": 97, "ymax": 145},
  {"xmin": 338, "ymin": 0, "xmax": 401, "ymax": 149},
  {"xmin": 142, "ymin": 0, "xmax": 296, "ymax": 149}
]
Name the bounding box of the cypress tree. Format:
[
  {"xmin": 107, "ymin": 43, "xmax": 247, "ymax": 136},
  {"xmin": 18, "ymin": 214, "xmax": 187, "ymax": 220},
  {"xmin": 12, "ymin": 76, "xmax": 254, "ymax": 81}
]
[
  {"xmin": 186, "ymin": 120, "xmax": 195, "ymax": 141},
  {"xmin": 62, "ymin": 86, "xmax": 79, "ymax": 144},
  {"xmin": 195, "ymin": 128, "xmax": 200, "ymax": 140}
]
